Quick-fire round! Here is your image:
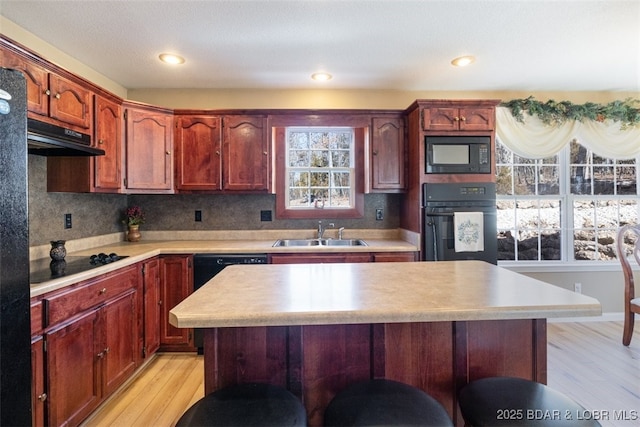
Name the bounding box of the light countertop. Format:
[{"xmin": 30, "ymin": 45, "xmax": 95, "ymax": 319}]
[
  {"xmin": 169, "ymin": 261, "xmax": 601, "ymax": 328},
  {"xmin": 29, "ymin": 231, "xmax": 418, "ymax": 297}
]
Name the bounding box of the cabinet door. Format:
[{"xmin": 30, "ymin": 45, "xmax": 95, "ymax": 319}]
[
  {"xmin": 269, "ymin": 253, "xmax": 372, "ymax": 264},
  {"xmin": 48, "ymin": 73, "xmax": 92, "ymax": 129},
  {"xmin": 125, "ymin": 108, "xmax": 174, "ymax": 191},
  {"xmin": 222, "ymin": 115, "xmax": 268, "ymax": 191},
  {"xmin": 31, "ymin": 335, "xmax": 46, "ymax": 427},
  {"xmin": 0, "ymin": 49, "xmax": 49, "ymax": 116},
  {"xmin": 422, "ymin": 108, "xmax": 460, "ymax": 131},
  {"xmin": 46, "ymin": 309, "xmax": 101, "ymax": 427},
  {"xmin": 143, "ymin": 257, "xmax": 161, "ymax": 357},
  {"xmin": 175, "ymin": 116, "xmax": 222, "ymax": 191},
  {"xmin": 159, "ymin": 255, "xmax": 194, "ymax": 350},
  {"xmin": 102, "ymin": 290, "xmax": 138, "ymax": 397},
  {"xmin": 458, "ymin": 107, "xmax": 495, "ymax": 131},
  {"xmin": 371, "ymin": 117, "xmax": 405, "ymax": 191},
  {"xmin": 94, "ymin": 96, "xmax": 122, "ymax": 191}
]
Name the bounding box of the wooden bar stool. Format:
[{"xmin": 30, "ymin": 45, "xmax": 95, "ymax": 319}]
[
  {"xmin": 458, "ymin": 377, "xmax": 601, "ymax": 426},
  {"xmin": 175, "ymin": 383, "xmax": 306, "ymax": 427},
  {"xmin": 324, "ymin": 379, "xmax": 453, "ymax": 426}
]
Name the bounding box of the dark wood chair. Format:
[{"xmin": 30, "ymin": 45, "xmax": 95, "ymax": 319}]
[{"xmin": 616, "ymin": 224, "xmax": 640, "ymax": 346}]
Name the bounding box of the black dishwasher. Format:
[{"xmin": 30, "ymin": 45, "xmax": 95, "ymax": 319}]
[{"xmin": 193, "ymin": 254, "xmax": 268, "ymax": 353}]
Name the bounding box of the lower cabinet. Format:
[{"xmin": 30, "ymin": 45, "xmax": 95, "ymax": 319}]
[
  {"xmin": 159, "ymin": 255, "xmax": 194, "ymax": 351},
  {"xmin": 143, "ymin": 257, "xmax": 161, "ymax": 358},
  {"xmin": 34, "ymin": 264, "xmax": 140, "ymax": 427},
  {"xmin": 31, "ymin": 335, "xmax": 45, "ymax": 427}
]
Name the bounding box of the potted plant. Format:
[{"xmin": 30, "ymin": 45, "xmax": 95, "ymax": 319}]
[{"xmin": 123, "ymin": 206, "xmax": 145, "ymax": 242}]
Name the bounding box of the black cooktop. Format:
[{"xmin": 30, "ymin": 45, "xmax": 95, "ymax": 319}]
[{"xmin": 30, "ymin": 253, "xmax": 128, "ymax": 284}]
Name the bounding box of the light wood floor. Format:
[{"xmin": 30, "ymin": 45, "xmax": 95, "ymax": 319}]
[{"xmin": 82, "ymin": 321, "xmax": 639, "ymax": 427}]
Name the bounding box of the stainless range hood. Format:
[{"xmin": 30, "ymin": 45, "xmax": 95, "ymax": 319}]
[{"xmin": 27, "ymin": 118, "xmax": 105, "ymax": 156}]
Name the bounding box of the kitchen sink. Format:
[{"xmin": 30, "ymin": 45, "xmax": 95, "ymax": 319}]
[{"xmin": 273, "ymin": 239, "xmax": 367, "ymax": 247}]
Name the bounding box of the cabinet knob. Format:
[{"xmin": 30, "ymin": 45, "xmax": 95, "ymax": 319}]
[
  {"xmin": 216, "ymin": 150, "xmax": 220, "ymax": 156},
  {"xmin": 37, "ymin": 393, "xmax": 47, "ymax": 402},
  {"xmin": 263, "ymin": 151, "xmax": 268, "ymax": 156},
  {"xmin": 97, "ymin": 351, "xmax": 105, "ymax": 358},
  {"xmin": 460, "ymin": 116, "xmax": 466, "ymax": 122},
  {"xmin": 166, "ymin": 151, "xmax": 171, "ymax": 155},
  {"xmin": 373, "ymin": 150, "xmax": 378, "ymax": 155},
  {"xmin": 454, "ymin": 116, "xmax": 460, "ymax": 122},
  {"xmin": 44, "ymin": 89, "xmax": 51, "ymax": 96},
  {"xmin": 104, "ymin": 347, "xmax": 110, "ymax": 354},
  {"xmin": 98, "ymin": 139, "xmax": 105, "ymax": 145},
  {"xmin": 55, "ymin": 93, "xmax": 61, "ymax": 100},
  {"xmin": 99, "ymin": 288, "xmax": 107, "ymax": 294}
]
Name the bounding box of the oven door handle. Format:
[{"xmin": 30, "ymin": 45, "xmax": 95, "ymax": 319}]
[{"xmin": 426, "ymin": 212, "xmax": 454, "ymax": 217}]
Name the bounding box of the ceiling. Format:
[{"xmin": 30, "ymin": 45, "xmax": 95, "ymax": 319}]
[{"xmin": 2, "ymin": 0, "xmax": 639, "ymax": 92}]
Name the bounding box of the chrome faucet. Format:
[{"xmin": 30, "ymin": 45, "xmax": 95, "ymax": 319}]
[
  {"xmin": 338, "ymin": 227, "xmax": 345, "ymax": 240},
  {"xmin": 317, "ymin": 221, "xmax": 334, "ymax": 239}
]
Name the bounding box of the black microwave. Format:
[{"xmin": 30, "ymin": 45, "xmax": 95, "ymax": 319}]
[{"xmin": 425, "ymin": 136, "xmax": 491, "ymax": 174}]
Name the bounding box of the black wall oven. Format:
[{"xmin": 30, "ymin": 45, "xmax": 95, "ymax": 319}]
[{"xmin": 422, "ymin": 182, "xmax": 497, "ymax": 264}]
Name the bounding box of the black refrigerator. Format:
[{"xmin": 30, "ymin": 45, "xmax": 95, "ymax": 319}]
[{"xmin": 0, "ymin": 67, "xmax": 32, "ymax": 425}]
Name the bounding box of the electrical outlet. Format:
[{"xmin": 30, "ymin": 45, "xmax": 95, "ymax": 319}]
[
  {"xmin": 260, "ymin": 210, "xmax": 272, "ymax": 221},
  {"xmin": 195, "ymin": 210, "xmax": 202, "ymax": 222},
  {"xmin": 375, "ymin": 208, "xmax": 384, "ymax": 221},
  {"xmin": 64, "ymin": 213, "xmax": 72, "ymax": 229},
  {"xmin": 574, "ymin": 282, "xmax": 582, "ymax": 294}
]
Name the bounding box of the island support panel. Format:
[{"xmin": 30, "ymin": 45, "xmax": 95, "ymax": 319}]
[{"xmin": 203, "ymin": 319, "xmax": 546, "ymax": 426}]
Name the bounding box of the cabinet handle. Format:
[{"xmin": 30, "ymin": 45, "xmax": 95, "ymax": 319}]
[
  {"xmin": 99, "ymin": 288, "xmax": 107, "ymax": 294},
  {"xmin": 44, "ymin": 89, "xmax": 51, "ymax": 96},
  {"xmin": 55, "ymin": 93, "xmax": 61, "ymax": 99},
  {"xmin": 37, "ymin": 393, "xmax": 47, "ymax": 402}
]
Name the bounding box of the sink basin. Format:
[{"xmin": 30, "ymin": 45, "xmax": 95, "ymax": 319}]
[{"xmin": 273, "ymin": 239, "xmax": 367, "ymax": 247}]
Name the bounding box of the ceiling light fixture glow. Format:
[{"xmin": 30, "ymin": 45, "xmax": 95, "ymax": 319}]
[
  {"xmin": 159, "ymin": 53, "xmax": 185, "ymax": 65},
  {"xmin": 451, "ymin": 55, "xmax": 475, "ymax": 67},
  {"xmin": 311, "ymin": 72, "xmax": 332, "ymax": 81}
]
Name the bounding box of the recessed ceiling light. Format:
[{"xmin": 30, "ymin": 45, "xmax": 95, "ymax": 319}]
[
  {"xmin": 451, "ymin": 56, "xmax": 475, "ymax": 67},
  {"xmin": 311, "ymin": 72, "xmax": 332, "ymax": 81},
  {"xmin": 159, "ymin": 53, "xmax": 185, "ymax": 65}
]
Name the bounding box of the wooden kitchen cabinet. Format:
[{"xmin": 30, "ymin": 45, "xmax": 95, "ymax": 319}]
[
  {"xmin": 422, "ymin": 106, "xmax": 494, "ymax": 132},
  {"xmin": 175, "ymin": 115, "xmax": 222, "ymax": 191},
  {"xmin": 124, "ymin": 104, "xmax": 174, "ymax": 193},
  {"xmin": 159, "ymin": 255, "xmax": 194, "ymax": 351},
  {"xmin": 31, "ymin": 335, "xmax": 45, "ymax": 427},
  {"xmin": 142, "ymin": 257, "xmax": 161, "ymax": 358},
  {"xmin": 46, "ymin": 94, "xmax": 123, "ymax": 193},
  {"xmin": 36, "ymin": 264, "xmax": 140, "ymax": 427},
  {"xmin": 222, "ymin": 115, "xmax": 269, "ymax": 191},
  {"xmin": 269, "ymin": 253, "xmax": 373, "ymax": 264},
  {"xmin": 1, "ymin": 48, "xmax": 92, "ymax": 130},
  {"xmin": 370, "ymin": 116, "xmax": 406, "ymax": 192},
  {"xmin": 372, "ymin": 252, "xmax": 418, "ymax": 262}
]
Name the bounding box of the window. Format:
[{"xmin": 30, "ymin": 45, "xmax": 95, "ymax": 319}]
[
  {"xmin": 496, "ymin": 139, "xmax": 639, "ymax": 263},
  {"xmin": 274, "ymin": 122, "xmax": 365, "ymax": 220},
  {"xmin": 285, "ymin": 127, "xmax": 355, "ymax": 209}
]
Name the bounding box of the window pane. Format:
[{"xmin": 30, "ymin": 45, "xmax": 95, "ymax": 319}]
[
  {"xmin": 331, "ymin": 151, "xmax": 350, "ymax": 167},
  {"xmin": 289, "ymin": 132, "xmax": 309, "ymax": 149},
  {"xmin": 310, "ymin": 151, "xmax": 329, "ymax": 167},
  {"xmin": 513, "ymin": 154, "xmax": 535, "ymax": 164},
  {"xmin": 539, "ymin": 166, "xmax": 559, "ymax": 195},
  {"xmin": 309, "ymin": 132, "xmax": 328, "ymax": 149},
  {"xmin": 310, "ymin": 171, "xmax": 329, "ymax": 187},
  {"xmin": 514, "ymin": 166, "xmax": 536, "ymax": 195},
  {"xmin": 541, "ymin": 230, "xmax": 561, "ymax": 260},
  {"xmin": 496, "ymin": 166, "xmax": 513, "ymax": 195},
  {"xmin": 570, "ymin": 139, "xmax": 589, "ymax": 164},
  {"xmin": 593, "ymin": 166, "xmax": 614, "ymax": 194},
  {"xmin": 570, "ymin": 166, "xmax": 592, "ymax": 194},
  {"xmin": 289, "ymin": 150, "xmax": 309, "ymax": 167},
  {"xmin": 617, "ymin": 165, "xmax": 636, "ymax": 194},
  {"xmin": 620, "ymin": 200, "xmax": 639, "ymax": 227},
  {"xmin": 496, "ymin": 141, "xmax": 512, "ymax": 164}
]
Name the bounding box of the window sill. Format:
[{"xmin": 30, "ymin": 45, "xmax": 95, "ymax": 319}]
[{"xmin": 499, "ymin": 260, "xmax": 626, "ymax": 273}]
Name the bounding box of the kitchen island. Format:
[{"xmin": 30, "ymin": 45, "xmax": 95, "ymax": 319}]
[{"xmin": 169, "ymin": 261, "xmax": 600, "ymax": 426}]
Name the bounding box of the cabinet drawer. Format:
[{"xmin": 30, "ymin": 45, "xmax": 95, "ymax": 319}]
[{"xmin": 45, "ymin": 265, "xmax": 138, "ymax": 326}]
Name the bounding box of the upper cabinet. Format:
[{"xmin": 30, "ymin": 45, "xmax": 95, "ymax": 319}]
[
  {"xmin": 422, "ymin": 106, "xmax": 494, "ymax": 132},
  {"xmin": 1, "ymin": 48, "xmax": 92, "ymax": 130},
  {"xmin": 93, "ymin": 95, "xmax": 122, "ymax": 191},
  {"xmin": 222, "ymin": 115, "xmax": 269, "ymax": 191},
  {"xmin": 124, "ymin": 103, "xmax": 174, "ymax": 193},
  {"xmin": 174, "ymin": 115, "xmax": 222, "ymax": 191},
  {"xmin": 370, "ymin": 116, "xmax": 406, "ymax": 192}
]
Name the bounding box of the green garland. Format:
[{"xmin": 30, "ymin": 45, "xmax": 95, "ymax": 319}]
[{"xmin": 500, "ymin": 96, "xmax": 640, "ymax": 129}]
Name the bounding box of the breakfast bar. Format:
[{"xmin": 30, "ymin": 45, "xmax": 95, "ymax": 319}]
[{"xmin": 169, "ymin": 261, "xmax": 601, "ymax": 426}]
